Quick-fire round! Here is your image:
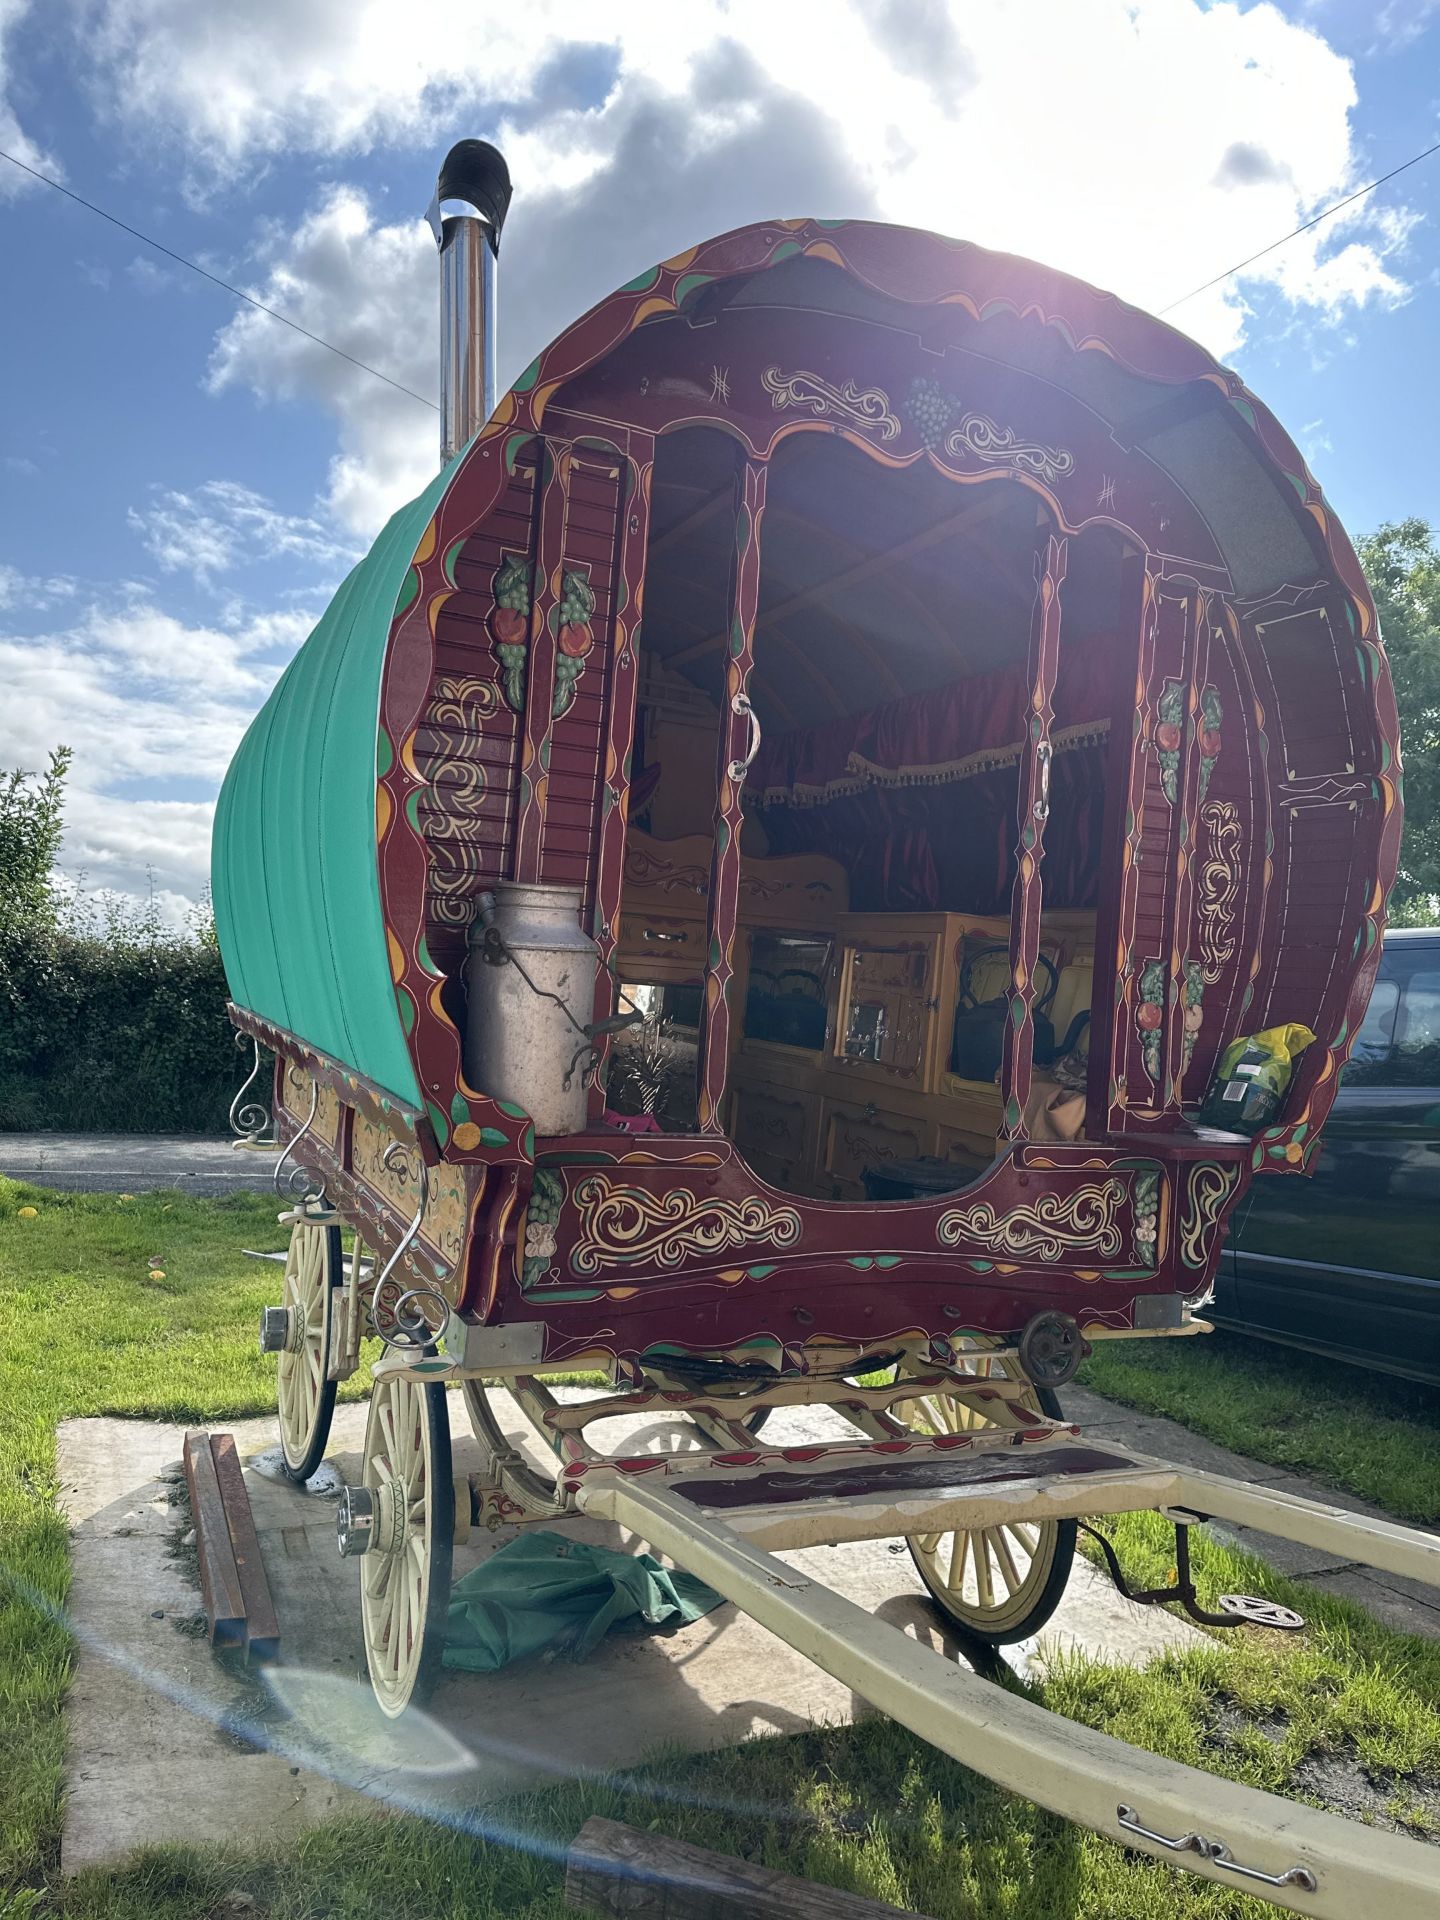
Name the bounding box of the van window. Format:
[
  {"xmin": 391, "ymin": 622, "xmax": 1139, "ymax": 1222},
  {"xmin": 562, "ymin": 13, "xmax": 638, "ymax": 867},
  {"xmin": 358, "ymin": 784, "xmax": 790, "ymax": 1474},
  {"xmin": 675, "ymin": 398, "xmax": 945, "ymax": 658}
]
[
  {"xmin": 1395, "ymin": 967, "xmax": 1440, "ymax": 1086},
  {"xmin": 1344, "ymin": 976, "xmax": 1400, "ymax": 1083}
]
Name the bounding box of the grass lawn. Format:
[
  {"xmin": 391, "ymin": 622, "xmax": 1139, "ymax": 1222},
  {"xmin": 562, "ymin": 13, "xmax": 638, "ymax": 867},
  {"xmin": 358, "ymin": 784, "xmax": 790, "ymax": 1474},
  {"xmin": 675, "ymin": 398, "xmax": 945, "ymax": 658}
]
[
  {"xmin": 3, "ymin": 1178, "xmax": 1439, "ymax": 1920},
  {"xmin": 1080, "ymin": 1327, "xmax": 1440, "ymax": 1525}
]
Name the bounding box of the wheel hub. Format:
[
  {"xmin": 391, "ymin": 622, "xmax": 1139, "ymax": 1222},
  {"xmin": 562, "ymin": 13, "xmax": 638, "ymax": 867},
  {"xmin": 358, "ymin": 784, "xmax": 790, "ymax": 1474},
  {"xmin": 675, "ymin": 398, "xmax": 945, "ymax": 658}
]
[
  {"xmin": 336, "ymin": 1477, "xmax": 406, "ymax": 1558},
  {"xmin": 259, "ymin": 1305, "xmax": 297, "ymax": 1354}
]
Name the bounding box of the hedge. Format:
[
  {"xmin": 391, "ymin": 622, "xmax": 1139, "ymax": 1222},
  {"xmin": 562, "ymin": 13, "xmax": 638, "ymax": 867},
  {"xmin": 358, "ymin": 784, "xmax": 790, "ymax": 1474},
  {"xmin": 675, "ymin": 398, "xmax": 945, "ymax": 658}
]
[{"xmin": 0, "ymin": 924, "xmax": 242, "ymax": 1133}]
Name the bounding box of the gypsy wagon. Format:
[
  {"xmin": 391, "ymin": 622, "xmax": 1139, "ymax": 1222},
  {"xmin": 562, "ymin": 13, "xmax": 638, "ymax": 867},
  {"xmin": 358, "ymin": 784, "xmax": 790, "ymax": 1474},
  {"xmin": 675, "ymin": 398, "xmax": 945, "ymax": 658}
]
[{"xmin": 213, "ymin": 143, "xmax": 1440, "ymax": 1912}]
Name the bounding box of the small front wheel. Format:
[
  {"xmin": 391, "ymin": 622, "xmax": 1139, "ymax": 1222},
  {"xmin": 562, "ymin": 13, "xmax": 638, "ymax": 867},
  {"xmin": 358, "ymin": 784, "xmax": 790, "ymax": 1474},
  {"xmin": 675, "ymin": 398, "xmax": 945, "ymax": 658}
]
[
  {"xmin": 890, "ymin": 1344, "xmax": 1076, "ymax": 1645},
  {"xmin": 356, "ymin": 1373, "xmax": 454, "ymax": 1717}
]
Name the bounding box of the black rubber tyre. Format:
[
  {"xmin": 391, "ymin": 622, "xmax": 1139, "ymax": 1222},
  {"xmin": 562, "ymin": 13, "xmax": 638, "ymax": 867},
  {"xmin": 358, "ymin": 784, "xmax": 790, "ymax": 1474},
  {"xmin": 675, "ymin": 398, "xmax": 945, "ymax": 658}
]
[{"xmin": 277, "ymin": 1221, "xmax": 343, "ymax": 1483}]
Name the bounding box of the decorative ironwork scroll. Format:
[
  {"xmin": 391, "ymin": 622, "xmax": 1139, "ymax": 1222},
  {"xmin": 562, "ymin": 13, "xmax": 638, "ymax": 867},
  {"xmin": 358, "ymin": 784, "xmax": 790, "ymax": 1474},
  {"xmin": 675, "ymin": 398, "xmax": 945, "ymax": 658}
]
[
  {"xmin": 569, "ymin": 1176, "xmax": 802, "ymax": 1276},
  {"xmin": 937, "ymin": 1179, "xmax": 1126, "ymax": 1263}
]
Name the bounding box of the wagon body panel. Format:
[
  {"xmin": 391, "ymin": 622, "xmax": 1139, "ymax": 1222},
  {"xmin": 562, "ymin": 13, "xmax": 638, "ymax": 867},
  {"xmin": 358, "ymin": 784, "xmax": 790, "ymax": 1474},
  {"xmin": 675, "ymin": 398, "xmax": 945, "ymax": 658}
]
[{"xmin": 215, "ymin": 213, "xmax": 1401, "ymax": 1354}]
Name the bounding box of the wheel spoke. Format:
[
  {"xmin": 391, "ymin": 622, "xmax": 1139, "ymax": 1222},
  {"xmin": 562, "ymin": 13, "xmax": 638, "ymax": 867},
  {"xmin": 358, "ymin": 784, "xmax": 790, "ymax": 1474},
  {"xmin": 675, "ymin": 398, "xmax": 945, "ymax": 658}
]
[
  {"xmin": 944, "ymin": 1529, "xmax": 971, "ymax": 1595},
  {"xmin": 990, "ymin": 1526, "xmax": 1022, "ymax": 1597},
  {"xmin": 973, "ymin": 1534, "xmax": 995, "ymax": 1610}
]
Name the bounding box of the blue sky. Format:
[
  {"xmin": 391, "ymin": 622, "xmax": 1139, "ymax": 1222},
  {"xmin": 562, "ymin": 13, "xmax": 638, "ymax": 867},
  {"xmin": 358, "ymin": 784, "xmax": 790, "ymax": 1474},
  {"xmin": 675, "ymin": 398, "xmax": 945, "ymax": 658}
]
[{"xmin": 0, "ymin": 0, "xmax": 1437, "ymax": 918}]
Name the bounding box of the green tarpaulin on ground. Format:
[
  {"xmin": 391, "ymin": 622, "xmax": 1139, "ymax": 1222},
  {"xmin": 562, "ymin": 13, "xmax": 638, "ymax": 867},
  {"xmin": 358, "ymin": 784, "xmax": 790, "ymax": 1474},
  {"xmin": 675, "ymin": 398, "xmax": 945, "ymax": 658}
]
[{"xmin": 443, "ymin": 1530, "xmax": 724, "ymax": 1672}]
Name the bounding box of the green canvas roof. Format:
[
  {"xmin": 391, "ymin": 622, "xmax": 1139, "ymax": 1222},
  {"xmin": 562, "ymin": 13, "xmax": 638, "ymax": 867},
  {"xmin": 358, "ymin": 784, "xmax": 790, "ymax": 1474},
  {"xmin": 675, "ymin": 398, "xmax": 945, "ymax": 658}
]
[{"xmin": 212, "ymin": 461, "xmax": 455, "ymax": 1108}]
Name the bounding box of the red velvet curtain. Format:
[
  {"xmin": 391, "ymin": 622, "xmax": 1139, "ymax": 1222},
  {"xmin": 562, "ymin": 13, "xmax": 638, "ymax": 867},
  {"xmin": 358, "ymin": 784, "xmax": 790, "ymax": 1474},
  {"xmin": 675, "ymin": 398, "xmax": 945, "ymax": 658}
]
[{"xmin": 749, "ymin": 641, "xmax": 1116, "ymax": 915}]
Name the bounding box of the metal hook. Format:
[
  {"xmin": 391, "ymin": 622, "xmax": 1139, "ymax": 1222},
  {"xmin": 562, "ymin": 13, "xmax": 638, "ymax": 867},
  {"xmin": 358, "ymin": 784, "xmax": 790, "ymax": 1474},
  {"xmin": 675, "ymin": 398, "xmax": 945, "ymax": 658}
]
[
  {"xmin": 228, "ymin": 1033, "xmax": 272, "ymax": 1144},
  {"xmin": 371, "ymin": 1144, "xmax": 441, "ymax": 1351},
  {"xmin": 273, "ymin": 1082, "xmax": 327, "ymax": 1206}
]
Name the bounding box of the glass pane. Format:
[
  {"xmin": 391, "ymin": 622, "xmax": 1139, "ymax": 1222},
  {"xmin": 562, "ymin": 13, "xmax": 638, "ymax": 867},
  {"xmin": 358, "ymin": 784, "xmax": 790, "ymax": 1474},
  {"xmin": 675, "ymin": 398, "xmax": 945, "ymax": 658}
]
[
  {"xmin": 1343, "ymin": 977, "xmax": 1399, "ymax": 1085},
  {"xmin": 744, "ymin": 930, "xmax": 832, "ymax": 1050},
  {"xmin": 607, "ymin": 978, "xmax": 700, "ymax": 1129},
  {"xmin": 1394, "ymin": 969, "xmax": 1440, "ymax": 1086}
]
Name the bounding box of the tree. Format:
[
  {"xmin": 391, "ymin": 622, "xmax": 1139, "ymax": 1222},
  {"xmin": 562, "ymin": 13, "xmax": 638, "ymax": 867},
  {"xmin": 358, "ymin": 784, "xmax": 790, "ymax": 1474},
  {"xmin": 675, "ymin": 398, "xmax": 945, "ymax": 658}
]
[
  {"xmin": 0, "ymin": 745, "xmax": 72, "ymax": 933},
  {"xmin": 1359, "ymin": 520, "xmax": 1440, "ymax": 925}
]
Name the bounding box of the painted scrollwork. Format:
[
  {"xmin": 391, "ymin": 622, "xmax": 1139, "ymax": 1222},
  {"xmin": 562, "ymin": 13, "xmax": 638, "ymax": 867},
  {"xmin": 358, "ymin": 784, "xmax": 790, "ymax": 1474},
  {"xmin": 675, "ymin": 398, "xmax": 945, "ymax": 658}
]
[
  {"xmin": 761, "ymin": 366, "xmax": 900, "ymax": 440},
  {"xmin": 569, "ymin": 1177, "xmax": 802, "ymax": 1276},
  {"xmin": 937, "ymin": 1179, "xmax": 1126, "ymax": 1263},
  {"xmin": 903, "ymin": 380, "xmax": 1074, "ymax": 486},
  {"xmin": 944, "ymin": 412, "xmax": 1074, "ymax": 486},
  {"xmin": 1180, "ymin": 1162, "xmax": 1239, "ymax": 1269},
  {"xmin": 424, "ymin": 674, "xmax": 503, "ymax": 927},
  {"xmin": 1198, "ymin": 798, "xmax": 1242, "ymax": 983}
]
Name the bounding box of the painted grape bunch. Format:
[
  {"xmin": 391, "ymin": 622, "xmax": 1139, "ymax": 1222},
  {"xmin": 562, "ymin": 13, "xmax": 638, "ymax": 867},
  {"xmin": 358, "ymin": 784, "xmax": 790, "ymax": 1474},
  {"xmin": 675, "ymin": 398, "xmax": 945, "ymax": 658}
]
[
  {"xmin": 1131, "ymin": 1168, "xmax": 1160, "ymax": 1267},
  {"xmin": 904, "ymin": 376, "xmax": 955, "ymax": 451},
  {"xmin": 489, "ymin": 553, "xmax": 532, "ymax": 714},
  {"xmin": 521, "ymin": 1167, "xmax": 565, "ymax": 1288},
  {"xmin": 552, "ymin": 569, "xmax": 597, "ymax": 718}
]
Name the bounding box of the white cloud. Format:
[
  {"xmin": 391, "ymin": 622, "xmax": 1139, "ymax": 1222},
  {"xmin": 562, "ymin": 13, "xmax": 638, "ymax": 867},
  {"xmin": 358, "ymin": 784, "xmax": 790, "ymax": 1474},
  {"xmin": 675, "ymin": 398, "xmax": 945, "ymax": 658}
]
[
  {"xmin": 129, "ymin": 479, "xmax": 360, "ymax": 587},
  {"xmin": 0, "ymin": 596, "xmax": 317, "ymax": 903},
  {"xmin": 0, "ymin": 0, "xmax": 61, "ymax": 197},
  {"xmin": 177, "ymin": 2, "xmax": 1416, "ymax": 535},
  {"xmin": 205, "ymin": 187, "xmax": 441, "ymax": 536}
]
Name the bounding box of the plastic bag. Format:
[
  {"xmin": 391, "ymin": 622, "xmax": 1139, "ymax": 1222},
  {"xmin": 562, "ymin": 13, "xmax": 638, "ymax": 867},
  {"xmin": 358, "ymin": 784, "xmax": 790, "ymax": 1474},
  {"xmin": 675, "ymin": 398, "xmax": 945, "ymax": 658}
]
[{"xmin": 1198, "ymin": 1022, "xmax": 1316, "ymax": 1136}]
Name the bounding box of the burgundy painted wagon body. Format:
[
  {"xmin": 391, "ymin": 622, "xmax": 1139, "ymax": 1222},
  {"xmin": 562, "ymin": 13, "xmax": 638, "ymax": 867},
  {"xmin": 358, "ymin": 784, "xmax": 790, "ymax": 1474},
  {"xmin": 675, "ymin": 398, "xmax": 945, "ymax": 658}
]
[
  {"xmin": 217, "ymin": 178, "xmax": 1399, "ymax": 1381},
  {"xmin": 209, "ymin": 147, "xmax": 1440, "ymax": 1912}
]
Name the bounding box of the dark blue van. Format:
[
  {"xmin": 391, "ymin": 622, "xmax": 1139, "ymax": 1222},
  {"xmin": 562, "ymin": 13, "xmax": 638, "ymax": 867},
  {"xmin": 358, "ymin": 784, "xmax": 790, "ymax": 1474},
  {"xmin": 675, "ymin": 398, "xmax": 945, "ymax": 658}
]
[{"xmin": 1210, "ymin": 928, "xmax": 1440, "ymax": 1384}]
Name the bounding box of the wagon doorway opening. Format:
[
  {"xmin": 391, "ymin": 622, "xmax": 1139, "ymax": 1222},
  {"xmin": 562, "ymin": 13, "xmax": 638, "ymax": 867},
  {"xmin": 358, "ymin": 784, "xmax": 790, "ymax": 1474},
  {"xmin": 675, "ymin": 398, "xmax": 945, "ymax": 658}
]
[{"xmin": 612, "ymin": 426, "xmax": 1129, "ymax": 1190}]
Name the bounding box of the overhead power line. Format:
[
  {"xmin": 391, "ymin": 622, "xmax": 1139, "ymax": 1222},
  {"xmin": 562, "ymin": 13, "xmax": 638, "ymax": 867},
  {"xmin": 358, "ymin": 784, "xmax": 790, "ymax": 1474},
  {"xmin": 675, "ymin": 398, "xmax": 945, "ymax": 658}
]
[
  {"xmin": 0, "ymin": 145, "xmax": 438, "ymax": 410},
  {"xmin": 1160, "ymin": 135, "xmax": 1440, "ymax": 315}
]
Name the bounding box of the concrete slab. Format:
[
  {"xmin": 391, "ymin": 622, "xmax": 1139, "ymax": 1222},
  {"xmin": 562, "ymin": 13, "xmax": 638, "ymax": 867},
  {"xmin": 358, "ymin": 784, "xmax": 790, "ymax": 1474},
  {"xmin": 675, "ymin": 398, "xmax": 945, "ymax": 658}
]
[
  {"xmin": 59, "ymin": 1393, "xmax": 1203, "ymax": 1871},
  {"xmin": 1, "ymin": 1133, "xmax": 280, "ymax": 1194}
]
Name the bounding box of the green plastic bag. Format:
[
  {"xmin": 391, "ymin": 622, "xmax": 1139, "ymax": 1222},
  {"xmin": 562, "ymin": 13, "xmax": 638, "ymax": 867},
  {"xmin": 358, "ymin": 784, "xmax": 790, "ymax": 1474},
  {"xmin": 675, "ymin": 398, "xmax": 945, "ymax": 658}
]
[
  {"xmin": 1198, "ymin": 1023, "xmax": 1316, "ymax": 1136},
  {"xmin": 443, "ymin": 1530, "xmax": 724, "ymax": 1672}
]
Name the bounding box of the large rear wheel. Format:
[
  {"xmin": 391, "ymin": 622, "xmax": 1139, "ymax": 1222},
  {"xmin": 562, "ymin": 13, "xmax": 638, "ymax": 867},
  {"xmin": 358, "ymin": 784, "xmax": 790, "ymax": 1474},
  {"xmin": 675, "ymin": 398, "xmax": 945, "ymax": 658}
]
[{"xmin": 356, "ymin": 1373, "xmax": 454, "ymax": 1717}]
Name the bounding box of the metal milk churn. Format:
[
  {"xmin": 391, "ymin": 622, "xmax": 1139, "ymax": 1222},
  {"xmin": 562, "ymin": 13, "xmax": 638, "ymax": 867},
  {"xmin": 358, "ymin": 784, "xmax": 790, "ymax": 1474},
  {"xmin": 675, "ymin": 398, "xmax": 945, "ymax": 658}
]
[{"xmin": 465, "ymin": 881, "xmax": 600, "ymax": 1137}]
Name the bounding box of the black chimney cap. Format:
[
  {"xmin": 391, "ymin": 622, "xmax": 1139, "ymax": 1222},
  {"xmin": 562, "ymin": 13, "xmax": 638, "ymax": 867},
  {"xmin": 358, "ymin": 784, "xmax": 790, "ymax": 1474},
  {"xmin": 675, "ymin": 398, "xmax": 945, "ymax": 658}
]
[{"xmin": 436, "ymin": 140, "xmax": 512, "ymax": 252}]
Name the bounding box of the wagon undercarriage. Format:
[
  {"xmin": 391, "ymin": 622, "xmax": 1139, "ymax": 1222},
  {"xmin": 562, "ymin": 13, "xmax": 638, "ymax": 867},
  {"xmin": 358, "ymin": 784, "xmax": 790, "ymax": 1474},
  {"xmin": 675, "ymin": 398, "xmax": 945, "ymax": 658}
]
[{"xmin": 248, "ymin": 1182, "xmax": 1440, "ymax": 1918}]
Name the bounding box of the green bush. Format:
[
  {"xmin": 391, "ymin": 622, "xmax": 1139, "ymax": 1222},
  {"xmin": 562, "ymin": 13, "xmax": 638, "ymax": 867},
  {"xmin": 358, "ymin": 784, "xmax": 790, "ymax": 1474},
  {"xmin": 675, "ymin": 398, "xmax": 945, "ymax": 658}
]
[{"xmin": 0, "ymin": 921, "xmax": 240, "ymax": 1132}]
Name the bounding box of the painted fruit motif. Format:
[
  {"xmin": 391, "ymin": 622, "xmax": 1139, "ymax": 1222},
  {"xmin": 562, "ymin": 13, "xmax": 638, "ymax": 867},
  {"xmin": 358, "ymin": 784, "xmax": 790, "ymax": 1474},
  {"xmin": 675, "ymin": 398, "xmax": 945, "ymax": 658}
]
[
  {"xmin": 490, "ymin": 553, "xmax": 533, "ymax": 714},
  {"xmin": 1137, "ymin": 1001, "xmax": 1163, "ymax": 1032},
  {"xmin": 552, "ymin": 570, "xmax": 598, "ymax": 717},
  {"xmin": 1156, "ymin": 722, "xmax": 1182, "ymax": 751}
]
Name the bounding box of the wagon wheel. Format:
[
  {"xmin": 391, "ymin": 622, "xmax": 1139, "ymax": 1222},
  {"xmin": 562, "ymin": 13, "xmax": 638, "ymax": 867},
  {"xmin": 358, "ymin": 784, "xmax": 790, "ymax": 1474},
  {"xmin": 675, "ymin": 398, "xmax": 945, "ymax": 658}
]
[
  {"xmin": 357, "ymin": 1373, "xmax": 454, "ymax": 1717},
  {"xmin": 891, "ymin": 1340, "xmax": 1076, "ymax": 1645},
  {"xmin": 274, "ymin": 1216, "xmax": 343, "ymax": 1483}
]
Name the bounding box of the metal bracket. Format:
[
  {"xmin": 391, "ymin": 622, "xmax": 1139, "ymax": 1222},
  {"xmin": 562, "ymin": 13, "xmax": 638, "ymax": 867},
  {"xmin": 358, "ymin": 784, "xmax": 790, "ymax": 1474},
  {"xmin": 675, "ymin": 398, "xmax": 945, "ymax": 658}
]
[
  {"xmin": 1082, "ymin": 1519, "xmax": 1305, "ymax": 1631},
  {"xmin": 1116, "ymin": 1804, "xmax": 1317, "ymax": 1892}
]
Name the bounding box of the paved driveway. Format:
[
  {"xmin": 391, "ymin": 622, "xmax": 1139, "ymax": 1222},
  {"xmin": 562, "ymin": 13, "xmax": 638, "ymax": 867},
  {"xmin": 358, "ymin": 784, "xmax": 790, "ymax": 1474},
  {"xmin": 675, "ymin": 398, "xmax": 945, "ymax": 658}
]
[{"xmin": 0, "ymin": 1133, "xmax": 281, "ymax": 1193}]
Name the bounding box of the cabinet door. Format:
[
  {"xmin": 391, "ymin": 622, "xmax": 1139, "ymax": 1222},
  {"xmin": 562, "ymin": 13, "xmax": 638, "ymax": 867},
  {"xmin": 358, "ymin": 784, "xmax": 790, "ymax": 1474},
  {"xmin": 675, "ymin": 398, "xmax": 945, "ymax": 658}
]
[
  {"xmin": 731, "ymin": 1081, "xmax": 818, "ymax": 1193},
  {"xmin": 820, "ymin": 1099, "xmax": 932, "ymax": 1201}
]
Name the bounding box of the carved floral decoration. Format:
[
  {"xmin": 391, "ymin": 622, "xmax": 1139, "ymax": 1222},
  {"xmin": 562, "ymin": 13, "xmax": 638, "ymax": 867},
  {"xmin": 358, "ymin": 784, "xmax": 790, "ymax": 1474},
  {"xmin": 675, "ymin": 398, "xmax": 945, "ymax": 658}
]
[
  {"xmin": 552, "ymin": 569, "xmax": 596, "ymax": 718},
  {"xmin": 490, "ymin": 553, "xmax": 532, "ymax": 714},
  {"xmin": 1137, "ymin": 959, "xmax": 1166, "ymax": 1081},
  {"xmin": 522, "ymin": 1167, "xmax": 566, "ymax": 1288},
  {"xmin": 1131, "ymin": 1168, "xmax": 1160, "ymax": 1267}
]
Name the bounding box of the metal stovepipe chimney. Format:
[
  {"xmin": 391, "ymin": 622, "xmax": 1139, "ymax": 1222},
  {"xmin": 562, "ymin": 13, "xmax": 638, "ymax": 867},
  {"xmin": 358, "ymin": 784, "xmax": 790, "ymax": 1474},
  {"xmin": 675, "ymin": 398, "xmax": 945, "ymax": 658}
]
[{"xmin": 427, "ymin": 139, "xmax": 512, "ymax": 468}]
